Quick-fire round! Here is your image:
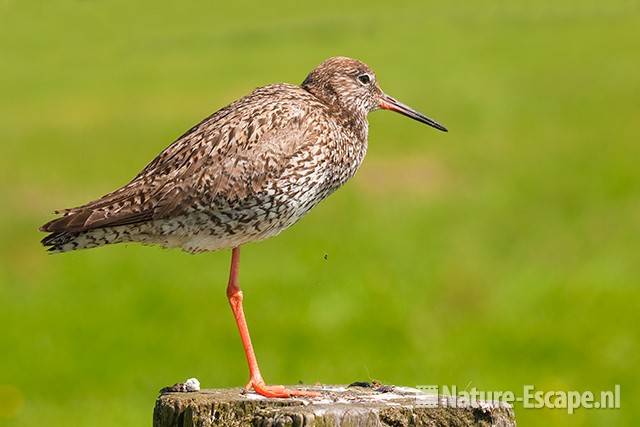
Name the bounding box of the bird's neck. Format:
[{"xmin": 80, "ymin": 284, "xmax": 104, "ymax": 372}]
[
  {"xmin": 303, "ymin": 82, "xmax": 367, "ymax": 130},
  {"xmin": 302, "ymin": 82, "xmax": 368, "ymax": 144},
  {"xmin": 336, "ymin": 110, "xmax": 368, "ymax": 144}
]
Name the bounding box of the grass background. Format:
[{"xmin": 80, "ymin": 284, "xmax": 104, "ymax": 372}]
[{"xmin": 1, "ymin": 1, "xmax": 639, "ymax": 425}]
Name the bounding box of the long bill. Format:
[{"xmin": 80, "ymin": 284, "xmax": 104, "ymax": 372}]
[{"xmin": 379, "ymin": 94, "xmax": 448, "ymax": 132}]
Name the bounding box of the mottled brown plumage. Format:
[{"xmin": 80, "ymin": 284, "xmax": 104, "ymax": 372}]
[
  {"xmin": 41, "ymin": 56, "xmax": 446, "ymax": 253},
  {"xmin": 39, "ymin": 56, "xmax": 447, "ymax": 399}
]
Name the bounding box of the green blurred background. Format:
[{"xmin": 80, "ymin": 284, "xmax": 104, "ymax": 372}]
[{"xmin": 1, "ymin": 1, "xmax": 639, "ymax": 425}]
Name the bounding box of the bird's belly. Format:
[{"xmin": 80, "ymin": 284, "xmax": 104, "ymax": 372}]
[
  {"xmin": 145, "ymin": 158, "xmax": 360, "ymax": 253},
  {"xmin": 177, "ymin": 174, "xmax": 338, "ymax": 253}
]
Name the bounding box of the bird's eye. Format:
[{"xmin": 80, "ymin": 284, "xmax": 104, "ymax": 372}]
[{"xmin": 357, "ymin": 74, "xmax": 371, "ymax": 85}]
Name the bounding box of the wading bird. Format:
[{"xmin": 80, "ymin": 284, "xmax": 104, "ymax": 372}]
[{"xmin": 40, "ymin": 56, "xmax": 447, "ymax": 398}]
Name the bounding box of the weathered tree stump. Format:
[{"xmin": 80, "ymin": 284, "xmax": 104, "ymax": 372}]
[{"xmin": 153, "ymin": 385, "xmax": 516, "ymax": 427}]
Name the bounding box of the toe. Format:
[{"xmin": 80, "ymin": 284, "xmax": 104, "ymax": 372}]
[{"xmin": 250, "ymin": 382, "xmax": 320, "ymax": 399}]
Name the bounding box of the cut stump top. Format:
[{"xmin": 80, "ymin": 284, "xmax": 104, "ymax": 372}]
[{"xmin": 153, "ymin": 385, "xmax": 516, "ymax": 427}]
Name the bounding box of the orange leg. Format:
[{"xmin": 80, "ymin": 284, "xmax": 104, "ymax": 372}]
[{"xmin": 226, "ymin": 246, "xmax": 319, "ymax": 398}]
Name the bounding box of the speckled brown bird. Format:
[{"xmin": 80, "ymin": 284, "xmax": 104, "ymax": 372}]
[{"xmin": 40, "ymin": 56, "xmax": 447, "ymax": 398}]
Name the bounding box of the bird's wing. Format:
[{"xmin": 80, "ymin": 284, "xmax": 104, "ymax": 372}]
[{"xmin": 41, "ymin": 86, "xmax": 325, "ymax": 234}]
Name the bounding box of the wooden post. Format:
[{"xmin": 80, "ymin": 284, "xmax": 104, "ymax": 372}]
[{"xmin": 153, "ymin": 385, "xmax": 516, "ymax": 427}]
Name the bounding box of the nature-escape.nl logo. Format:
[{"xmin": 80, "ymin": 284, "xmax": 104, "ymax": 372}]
[{"xmin": 415, "ymin": 384, "xmax": 621, "ymax": 414}]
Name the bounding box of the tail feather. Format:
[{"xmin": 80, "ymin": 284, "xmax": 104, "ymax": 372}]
[
  {"xmin": 41, "ymin": 231, "xmax": 74, "ymax": 250},
  {"xmin": 40, "ymin": 228, "xmax": 130, "ymax": 253},
  {"xmin": 39, "ymin": 195, "xmax": 151, "ymax": 252}
]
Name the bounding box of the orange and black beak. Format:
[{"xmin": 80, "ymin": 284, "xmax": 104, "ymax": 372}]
[{"xmin": 379, "ymin": 94, "xmax": 448, "ymax": 132}]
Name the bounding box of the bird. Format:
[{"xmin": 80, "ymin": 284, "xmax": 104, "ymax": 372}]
[{"xmin": 40, "ymin": 56, "xmax": 447, "ymax": 398}]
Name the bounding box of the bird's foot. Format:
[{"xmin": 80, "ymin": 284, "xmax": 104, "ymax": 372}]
[{"xmin": 246, "ymin": 380, "xmax": 320, "ymax": 398}]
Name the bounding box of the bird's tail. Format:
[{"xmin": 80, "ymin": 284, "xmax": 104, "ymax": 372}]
[{"xmin": 40, "ymin": 228, "xmax": 129, "ymax": 253}]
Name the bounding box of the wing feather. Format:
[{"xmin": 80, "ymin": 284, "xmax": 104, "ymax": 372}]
[{"xmin": 40, "ymin": 84, "xmax": 325, "ymax": 235}]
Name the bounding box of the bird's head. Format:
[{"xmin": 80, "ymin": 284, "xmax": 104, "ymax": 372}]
[{"xmin": 302, "ymin": 56, "xmax": 447, "ymax": 132}]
